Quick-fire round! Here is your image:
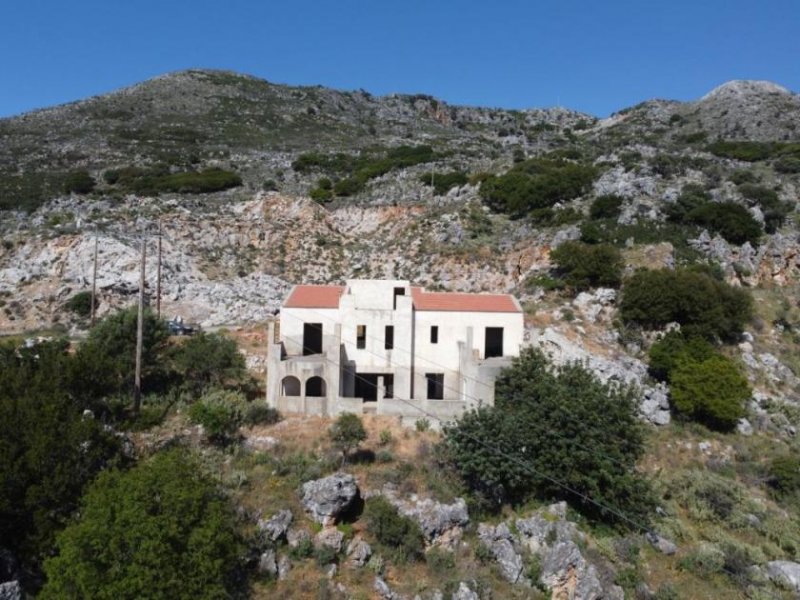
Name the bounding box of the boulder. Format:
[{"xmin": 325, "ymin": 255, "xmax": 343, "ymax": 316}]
[
  {"xmin": 346, "ymin": 537, "xmax": 372, "ymax": 567},
  {"xmin": 646, "ymin": 532, "xmax": 677, "ymax": 556},
  {"xmin": 451, "ymin": 582, "xmax": 479, "ymax": 600},
  {"xmin": 277, "ymin": 554, "xmax": 292, "ymax": 581},
  {"xmin": 382, "ymin": 488, "xmax": 469, "ymax": 547},
  {"xmin": 315, "ymin": 527, "xmax": 345, "ymax": 553},
  {"xmin": 766, "ymin": 560, "xmax": 800, "ymax": 592},
  {"xmin": 301, "ymin": 472, "xmax": 359, "ymax": 525},
  {"xmin": 0, "ymin": 581, "xmax": 21, "ymax": 600},
  {"xmin": 286, "ymin": 527, "xmax": 311, "ymax": 548},
  {"xmin": 258, "ymin": 509, "xmax": 293, "ymax": 542},
  {"xmin": 477, "ymin": 523, "xmax": 526, "ymax": 584},
  {"xmin": 257, "ymin": 549, "xmax": 278, "ymax": 577}
]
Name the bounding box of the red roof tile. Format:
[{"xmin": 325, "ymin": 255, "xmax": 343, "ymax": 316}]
[
  {"xmin": 284, "ymin": 285, "xmax": 345, "ymax": 308},
  {"xmin": 411, "ymin": 287, "xmax": 521, "ymax": 313}
]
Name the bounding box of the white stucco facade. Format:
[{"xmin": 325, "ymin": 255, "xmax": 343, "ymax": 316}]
[{"xmin": 266, "ymin": 279, "xmax": 523, "ymax": 424}]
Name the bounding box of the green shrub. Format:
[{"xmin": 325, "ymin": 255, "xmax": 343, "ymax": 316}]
[
  {"xmin": 419, "ymin": 171, "xmax": 468, "ymax": 195},
  {"xmin": 589, "ymin": 195, "xmax": 624, "ymax": 220},
  {"xmin": 63, "ymin": 169, "xmax": 96, "ymax": 194},
  {"xmin": 188, "ymin": 389, "xmax": 246, "ymax": 442},
  {"xmin": 670, "ymin": 354, "xmax": 750, "ymax": 431},
  {"xmin": 550, "ymin": 241, "xmax": 623, "ymax": 290},
  {"xmin": 363, "ymin": 496, "xmax": 424, "ymax": 562},
  {"xmin": 172, "ymin": 332, "xmax": 248, "ymax": 393},
  {"xmin": 426, "ymin": 547, "xmax": 456, "ymax": 574},
  {"xmin": 40, "ymin": 448, "xmax": 242, "ymax": 599},
  {"xmin": 707, "ymin": 141, "xmax": 775, "ymax": 162},
  {"xmin": 378, "ymin": 429, "xmax": 392, "ymax": 446},
  {"xmin": 775, "ymin": 155, "xmax": 800, "ymax": 174},
  {"xmin": 443, "ymin": 348, "xmax": 654, "ymax": 526},
  {"xmin": 768, "ymin": 456, "xmax": 800, "ymax": 495},
  {"xmin": 684, "ymin": 202, "xmax": 762, "ymax": 245},
  {"xmin": 314, "ymin": 544, "xmax": 338, "ymax": 566},
  {"xmin": 262, "ymin": 179, "xmax": 278, "ymax": 191},
  {"xmin": 738, "ymin": 183, "xmax": 790, "ymax": 233},
  {"xmin": 415, "ymin": 418, "xmax": 431, "ymax": 432},
  {"xmin": 479, "ymin": 158, "xmax": 597, "ymax": 218},
  {"xmin": 619, "ymin": 268, "xmax": 752, "ymax": 342},
  {"xmin": 105, "ymin": 166, "xmax": 241, "ymax": 195},
  {"xmin": 64, "ymin": 290, "xmax": 95, "ymax": 317},
  {"xmin": 665, "ymin": 183, "xmax": 710, "ymax": 223},
  {"xmin": 648, "ymin": 331, "xmax": 716, "ymax": 382},
  {"xmin": 289, "ymin": 537, "xmax": 315, "ymax": 559},
  {"xmin": 243, "ymin": 403, "xmax": 280, "ymax": 427},
  {"xmin": 329, "ymin": 413, "xmax": 367, "ymax": 464},
  {"xmin": 729, "ymin": 169, "xmax": 759, "ymax": 185}
]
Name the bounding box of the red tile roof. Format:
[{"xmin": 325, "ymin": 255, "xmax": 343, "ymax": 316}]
[
  {"xmin": 411, "ymin": 287, "xmax": 521, "ymax": 313},
  {"xmin": 284, "ymin": 285, "xmax": 345, "ymax": 308},
  {"xmin": 282, "ymin": 284, "xmax": 521, "ymax": 313}
]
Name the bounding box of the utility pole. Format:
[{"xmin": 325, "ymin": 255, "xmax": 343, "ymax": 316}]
[
  {"xmin": 156, "ymin": 220, "xmax": 162, "ymax": 319},
  {"xmin": 90, "ymin": 233, "xmax": 98, "ymax": 326},
  {"xmin": 134, "ymin": 232, "xmax": 146, "ymax": 416}
]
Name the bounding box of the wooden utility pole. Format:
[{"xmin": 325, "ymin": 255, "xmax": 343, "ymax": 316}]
[
  {"xmin": 90, "ymin": 234, "xmax": 98, "ymax": 326},
  {"xmin": 133, "ymin": 233, "xmax": 146, "ymax": 415},
  {"xmin": 156, "ymin": 220, "xmax": 162, "ymax": 319}
]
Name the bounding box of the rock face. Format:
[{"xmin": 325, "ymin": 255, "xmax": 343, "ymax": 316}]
[
  {"xmin": 346, "ymin": 537, "xmax": 372, "ymax": 567},
  {"xmin": 258, "ymin": 509, "xmax": 293, "ymax": 542},
  {"xmin": 315, "ymin": 527, "xmax": 345, "ymax": 553},
  {"xmin": 381, "ymin": 487, "xmax": 469, "ymax": 548},
  {"xmin": 451, "ymin": 582, "xmax": 479, "ymax": 600},
  {"xmin": 0, "ymin": 581, "xmax": 21, "ymax": 600},
  {"xmin": 301, "ymin": 472, "xmax": 360, "ymax": 525},
  {"xmin": 766, "ymin": 560, "xmax": 800, "ymax": 592},
  {"xmin": 257, "ymin": 549, "xmax": 278, "ymax": 577},
  {"xmin": 478, "ymin": 503, "xmax": 623, "ymax": 600}
]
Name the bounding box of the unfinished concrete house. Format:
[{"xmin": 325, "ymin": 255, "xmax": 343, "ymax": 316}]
[{"xmin": 265, "ymin": 279, "xmax": 524, "ymax": 423}]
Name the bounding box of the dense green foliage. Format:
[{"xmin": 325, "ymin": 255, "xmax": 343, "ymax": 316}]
[
  {"xmin": 63, "ymin": 169, "xmax": 96, "ymax": 194},
  {"xmin": 172, "ymin": 332, "xmax": 248, "ymax": 393},
  {"xmin": 666, "ymin": 184, "xmax": 762, "ymax": 245},
  {"xmin": 188, "ymin": 389, "xmax": 247, "ymax": 442},
  {"xmin": 647, "ymin": 331, "xmax": 716, "ymax": 382},
  {"xmin": 670, "ymin": 354, "xmax": 750, "ymax": 431},
  {"xmin": 707, "ymin": 141, "xmax": 800, "ymax": 162},
  {"xmin": 737, "ymin": 183, "xmax": 790, "ymax": 233},
  {"xmin": 619, "ymin": 268, "xmax": 752, "ymax": 341},
  {"xmin": 74, "ymin": 307, "xmax": 171, "ymax": 402},
  {"xmin": 64, "ymin": 290, "xmax": 95, "ymax": 317},
  {"xmin": 0, "ymin": 170, "xmax": 69, "ymax": 212},
  {"xmin": 443, "ymin": 348, "xmax": 654, "ymax": 526},
  {"xmin": 363, "ymin": 496, "xmax": 424, "ymax": 562},
  {"xmin": 40, "ymin": 448, "xmax": 242, "ymax": 599},
  {"xmin": 768, "ymin": 456, "xmax": 800, "ymax": 496},
  {"xmin": 589, "ymin": 195, "xmax": 624, "ymax": 220},
  {"xmin": 104, "ymin": 165, "xmax": 241, "ymax": 195},
  {"xmin": 775, "ymin": 155, "xmax": 800, "ymax": 174},
  {"xmin": 479, "ymin": 158, "xmax": 597, "ymax": 218},
  {"xmin": 550, "ymin": 241, "xmax": 623, "ymax": 290},
  {"xmin": 329, "ymin": 412, "xmax": 367, "ymax": 464},
  {"xmin": 0, "ymin": 340, "xmax": 124, "ymax": 570},
  {"xmin": 419, "ymin": 171, "xmax": 468, "ymax": 195},
  {"xmin": 299, "ymin": 145, "xmax": 439, "ymax": 199}
]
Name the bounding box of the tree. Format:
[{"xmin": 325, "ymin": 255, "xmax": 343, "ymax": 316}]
[
  {"xmin": 172, "ymin": 332, "xmax": 247, "ymax": 393},
  {"xmin": 329, "ymin": 412, "xmax": 367, "ymax": 465},
  {"xmin": 63, "ymin": 170, "xmax": 96, "ymax": 194},
  {"xmin": 670, "ymin": 354, "xmax": 750, "ymax": 431},
  {"xmin": 40, "ymin": 449, "xmax": 242, "ymax": 599},
  {"xmin": 648, "ymin": 331, "xmax": 716, "ymax": 382},
  {"xmin": 0, "ymin": 340, "xmax": 123, "ymax": 573},
  {"xmin": 188, "ymin": 389, "xmax": 246, "ymax": 443},
  {"xmin": 74, "ymin": 307, "xmax": 171, "ymax": 402},
  {"xmin": 64, "ymin": 290, "xmax": 95, "ymax": 317},
  {"xmin": 443, "ymin": 348, "xmax": 654, "ymax": 526},
  {"xmin": 619, "ymin": 268, "xmax": 752, "ymax": 342},
  {"xmin": 363, "ymin": 496, "xmax": 424, "ymax": 562},
  {"xmin": 550, "ymin": 241, "xmax": 623, "ymax": 290},
  {"xmin": 589, "ymin": 195, "xmax": 624, "ymax": 220}
]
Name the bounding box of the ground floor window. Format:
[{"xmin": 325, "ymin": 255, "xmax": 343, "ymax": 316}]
[{"xmin": 426, "ymin": 373, "xmax": 444, "ymax": 400}]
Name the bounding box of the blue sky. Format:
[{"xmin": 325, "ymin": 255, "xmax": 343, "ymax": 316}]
[{"xmin": 1, "ymin": 0, "xmax": 797, "ymax": 118}]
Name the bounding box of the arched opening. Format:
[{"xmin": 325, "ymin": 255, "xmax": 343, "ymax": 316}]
[
  {"xmin": 305, "ymin": 376, "xmax": 327, "ymax": 397},
  {"xmin": 281, "ymin": 376, "xmax": 301, "ymax": 396}
]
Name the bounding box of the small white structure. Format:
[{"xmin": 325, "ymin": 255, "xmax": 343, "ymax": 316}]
[{"xmin": 266, "ymin": 279, "xmax": 523, "ymax": 423}]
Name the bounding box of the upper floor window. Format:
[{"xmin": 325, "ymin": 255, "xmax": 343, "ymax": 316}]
[
  {"xmin": 357, "ymin": 325, "xmax": 366, "ymax": 349},
  {"xmin": 385, "ymin": 325, "xmax": 394, "ymax": 350},
  {"xmin": 430, "ymin": 325, "xmax": 438, "ymax": 344},
  {"xmin": 393, "ymin": 287, "xmax": 405, "ymax": 309},
  {"xmin": 426, "ymin": 373, "xmax": 444, "ymax": 400}
]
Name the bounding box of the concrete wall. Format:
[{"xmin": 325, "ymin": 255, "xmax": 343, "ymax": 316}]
[{"xmin": 280, "ymin": 307, "xmax": 339, "ymax": 356}]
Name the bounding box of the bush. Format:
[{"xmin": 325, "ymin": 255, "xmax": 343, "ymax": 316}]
[
  {"xmin": 243, "ymin": 403, "xmax": 280, "ymax": 427},
  {"xmin": 63, "ymin": 169, "xmax": 96, "ymax": 194},
  {"xmin": 172, "ymin": 332, "xmax": 248, "ymax": 393},
  {"xmin": 670, "ymin": 354, "xmax": 750, "ymax": 431},
  {"xmin": 105, "ymin": 166, "xmax": 241, "ymax": 195},
  {"xmin": 665, "ymin": 183, "xmax": 710, "ymax": 223},
  {"xmin": 419, "ymin": 171, "xmax": 468, "ymax": 195},
  {"xmin": 775, "ymin": 155, "xmax": 800, "ymax": 174},
  {"xmin": 738, "ymin": 183, "xmax": 790, "ymax": 233},
  {"xmin": 648, "ymin": 331, "xmax": 716, "ymax": 381},
  {"xmin": 64, "ymin": 290, "xmax": 95, "ymax": 317},
  {"xmin": 188, "ymin": 389, "xmax": 246, "ymax": 442},
  {"xmin": 40, "ymin": 448, "xmax": 242, "ymax": 599},
  {"xmin": 479, "ymin": 158, "xmax": 597, "ymax": 218},
  {"xmin": 550, "ymin": 241, "xmax": 623, "ymax": 290},
  {"xmin": 683, "ymin": 202, "xmax": 762, "ymax": 245},
  {"xmin": 619, "ymin": 268, "xmax": 752, "ymax": 342},
  {"xmin": 329, "ymin": 413, "xmax": 367, "ymax": 465},
  {"xmin": 707, "ymin": 141, "xmax": 775, "ymax": 162},
  {"xmin": 363, "ymin": 496, "xmax": 424, "ymax": 562},
  {"xmin": 768, "ymin": 456, "xmax": 800, "ymax": 495},
  {"xmin": 443, "ymin": 348, "xmax": 654, "ymax": 526},
  {"xmin": 729, "ymin": 169, "xmax": 759, "ymax": 185},
  {"xmin": 589, "ymin": 195, "xmax": 624, "ymax": 220}
]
